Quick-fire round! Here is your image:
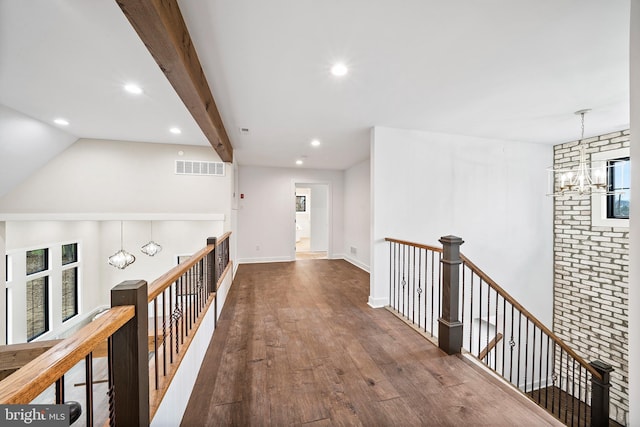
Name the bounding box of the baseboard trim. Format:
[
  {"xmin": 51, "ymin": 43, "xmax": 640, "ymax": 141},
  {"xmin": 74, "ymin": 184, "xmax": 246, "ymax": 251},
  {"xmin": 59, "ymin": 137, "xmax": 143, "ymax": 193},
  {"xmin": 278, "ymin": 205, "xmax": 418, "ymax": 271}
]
[
  {"xmin": 237, "ymin": 256, "xmax": 293, "ymax": 264},
  {"xmin": 341, "ymin": 255, "xmax": 370, "ymax": 273},
  {"xmin": 368, "ymin": 295, "xmax": 388, "ymax": 308}
]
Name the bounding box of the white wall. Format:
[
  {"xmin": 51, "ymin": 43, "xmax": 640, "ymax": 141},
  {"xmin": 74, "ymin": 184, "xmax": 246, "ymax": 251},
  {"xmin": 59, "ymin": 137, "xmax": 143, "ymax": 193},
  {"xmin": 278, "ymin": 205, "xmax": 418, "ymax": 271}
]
[
  {"xmin": 309, "ymin": 184, "xmax": 329, "ymax": 251},
  {"xmin": 628, "ymin": 0, "xmax": 639, "ymax": 424},
  {"xmin": 0, "ymin": 105, "xmax": 77, "ymax": 198},
  {"xmin": 0, "ymin": 138, "xmax": 231, "ymax": 221},
  {"xmin": 344, "ymin": 159, "xmax": 371, "ymax": 271},
  {"xmin": 237, "ymin": 166, "xmax": 344, "ymax": 263},
  {"xmin": 0, "ymin": 222, "xmax": 6, "ymax": 344},
  {"xmin": 5, "ymin": 221, "xmax": 102, "ymax": 343},
  {"xmin": 370, "ymin": 126, "xmax": 554, "ymax": 326}
]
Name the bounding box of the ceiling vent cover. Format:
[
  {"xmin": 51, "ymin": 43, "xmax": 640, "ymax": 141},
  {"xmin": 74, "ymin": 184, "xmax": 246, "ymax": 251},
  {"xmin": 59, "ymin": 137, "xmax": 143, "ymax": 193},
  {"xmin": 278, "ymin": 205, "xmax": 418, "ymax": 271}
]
[{"xmin": 175, "ymin": 160, "xmax": 225, "ymax": 176}]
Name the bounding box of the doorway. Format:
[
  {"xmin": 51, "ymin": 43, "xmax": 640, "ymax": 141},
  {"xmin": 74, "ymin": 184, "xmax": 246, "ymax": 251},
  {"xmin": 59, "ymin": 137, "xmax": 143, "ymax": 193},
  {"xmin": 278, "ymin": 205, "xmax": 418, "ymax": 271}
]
[{"xmin": 295, "ymin": 184, "xmax": 329, "ymax": 260}]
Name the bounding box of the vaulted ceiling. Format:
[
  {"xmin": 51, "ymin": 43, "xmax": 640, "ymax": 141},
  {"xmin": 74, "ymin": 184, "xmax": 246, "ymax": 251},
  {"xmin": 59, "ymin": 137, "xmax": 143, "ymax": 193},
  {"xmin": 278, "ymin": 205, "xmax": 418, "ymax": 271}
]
[{"xmin": 0, "ymin": 0, "xmax": 631, "ymax": 196}]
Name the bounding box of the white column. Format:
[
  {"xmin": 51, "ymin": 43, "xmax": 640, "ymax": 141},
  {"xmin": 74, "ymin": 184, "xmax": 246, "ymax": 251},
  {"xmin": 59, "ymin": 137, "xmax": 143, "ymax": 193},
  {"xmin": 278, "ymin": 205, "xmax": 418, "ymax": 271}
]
[{"xmin": 629, "ymin": 0, "xmax": 640, "ymax": 425}]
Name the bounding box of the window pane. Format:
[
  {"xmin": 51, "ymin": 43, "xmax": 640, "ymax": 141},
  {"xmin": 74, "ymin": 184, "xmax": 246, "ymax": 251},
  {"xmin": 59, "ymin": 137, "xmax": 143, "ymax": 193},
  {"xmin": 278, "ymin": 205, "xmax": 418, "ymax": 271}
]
[
  {"xmin": 62, "ymin": 243, "xmax": 78, "ymax": 265},
  {"xmin": 26, "ymin": 248, "xmax": 48, "ymax": 275},
  {"xmin": 607, "ymin": 158, "xmax": 630, "ymax": 219},
  {"xmin": 62, "ymin": 268, "xmax": 78, "ymax": 321},
  {"xmin": 27, "ymin": 276, "xmax": 48, "ymax": 341}
]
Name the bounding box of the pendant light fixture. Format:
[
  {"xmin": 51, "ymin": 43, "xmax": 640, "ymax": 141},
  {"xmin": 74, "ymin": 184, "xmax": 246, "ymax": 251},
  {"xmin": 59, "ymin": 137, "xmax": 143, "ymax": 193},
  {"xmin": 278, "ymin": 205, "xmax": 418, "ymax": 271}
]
[
  {"xmin": 108, "ymin": 221, "xmax": 136, "ymax": 269},
  {"xmin": 141, "ymin": 221, "xmax": 162, "ymax": 257},
  {"xmin": 547, "ymin": 109, "xmax": 608, "ymax": 197}
]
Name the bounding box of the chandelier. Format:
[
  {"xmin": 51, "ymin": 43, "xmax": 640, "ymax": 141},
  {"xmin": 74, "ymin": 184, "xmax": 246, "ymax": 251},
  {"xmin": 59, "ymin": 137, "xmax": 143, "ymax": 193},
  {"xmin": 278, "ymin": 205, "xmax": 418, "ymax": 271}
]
[
  {"xmin": 547, "ymin": 109, "xmax": 608, "ymax": 197},
  {"xmin": 141, "ymin": 221, "xmax": 162, "ymax": 256},
  {"xmin": 108, "ymin": 221, "xmax": 136, "ymax": 269}
]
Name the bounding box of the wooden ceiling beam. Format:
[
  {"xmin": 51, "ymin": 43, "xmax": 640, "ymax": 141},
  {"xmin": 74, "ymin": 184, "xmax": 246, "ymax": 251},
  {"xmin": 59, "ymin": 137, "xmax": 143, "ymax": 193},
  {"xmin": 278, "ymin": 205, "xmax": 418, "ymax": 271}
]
[{"xmin": 116, "ymin": 0, "xmax": 233, "ymax": 162}]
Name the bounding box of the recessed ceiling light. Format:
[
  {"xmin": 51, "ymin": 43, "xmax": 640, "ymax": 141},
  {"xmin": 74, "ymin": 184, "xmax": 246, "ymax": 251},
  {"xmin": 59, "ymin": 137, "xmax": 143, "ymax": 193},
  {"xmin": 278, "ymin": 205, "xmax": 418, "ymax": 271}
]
[
  {"xmin": 296, "ymin": 160, "xmax": 303, "ymax": 165},
  {"xmin": 54, "ymin": 118, "xmax": 69, "ymax": 126},
  {"xmin": 311, "ymin": 139, "xmax": 321, "ymax": 147},
  {"xmin": 330, "ymin": 63, "xmax": 348, "ymax": 77},
  {"xmin": 170, "ymin": 127, "xmax": 182, "ymax": 134},
  {"xmin": 124, "ymin": 83, "xmax": 143, "ymax": 95}
]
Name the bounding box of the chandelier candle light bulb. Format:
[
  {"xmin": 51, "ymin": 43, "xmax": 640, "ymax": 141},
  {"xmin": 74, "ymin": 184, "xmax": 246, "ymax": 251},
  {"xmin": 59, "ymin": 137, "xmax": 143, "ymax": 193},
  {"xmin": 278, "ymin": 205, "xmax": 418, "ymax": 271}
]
[{"xmin": 547, "ymin": 109, "xmax": 610, "ymax": 197}]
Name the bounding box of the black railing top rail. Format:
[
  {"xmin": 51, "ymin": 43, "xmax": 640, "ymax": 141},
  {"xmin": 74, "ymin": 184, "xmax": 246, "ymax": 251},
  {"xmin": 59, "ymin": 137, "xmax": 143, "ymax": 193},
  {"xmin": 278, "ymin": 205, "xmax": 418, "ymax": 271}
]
[
  {"xmin": 385, "ymin": 237, "xmax": 442, "ymax": 253},
  {"xmin": 459, "ymin": 254, "xmax": 602, "ymax": 381}
]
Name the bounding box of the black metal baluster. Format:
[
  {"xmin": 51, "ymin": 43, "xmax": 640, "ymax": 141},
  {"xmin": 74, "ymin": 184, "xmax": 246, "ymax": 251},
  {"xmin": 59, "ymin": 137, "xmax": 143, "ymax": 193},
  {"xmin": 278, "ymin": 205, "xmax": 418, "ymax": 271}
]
[
  {"xmin": 577, "ymin": 363, "xmax": 583, "ymax": 426},
  {"xmin": 108, "ymin": 337, "xmax": 115, "ymax": 427},
  {"xmin": 538, "ymin": 327, "xmax": 543, "ymax": 404},
  {"xmin": 388, "ymin": 242, "xmax": 392, "ymax": 309},
  {"xmin": 162, "ymin": 289, "xmax": 167, "ymax": 376},
  {"xmin": 516, "ymin": 313, "xmax": 522, "ymax": 391},
  {"xmin": 486, "ymin": 281, "xmax": 490, "ymax": 363},
  {"xmin": 169, "ymin": 283, "xmax": 174, "ymax": 363},
  {"xmin": 153, "ymin": 298, "xmax": 159, "ymax": 390},
  {"xmin": 524, "ymin": 318, "xmax": 529, "ymax": 395},
  {"xmin": 438, "ymin": 252, "xmax": 442, "ymax": 318},
  {"xmin": 551, "ymin": 344, "xmax": 557, "ymax": 416},
  {"xmin": 545, "ymin": 335, "xmax": 550, "ymax": 409},
  {"xmin": 478, "ymin": 277, "xmax": 482, "ymax": 357},
  {"xmin": 570, "ymin": 359, "xmax": 576, "ymax": 427},
  {"xmin": 501, "ymin": 297, "xmax": 506, "ymax": 377},
  {"xmin": 85, "ymin": 353, "xmax": 94, "ymax": 427},
  {"xmin": 417, "ymin": 248, "xmax": 422, "ymax": 330},
  {"xmin": 55, "ymin": 376, "xmax": 64, "ymax": 404},
  {"xmin": 469, "ymin": 272, "xmax": 474, "ymax": 351},
  {"xmin": 431, "ymin": 251, "xmax": 435, "ymax": 336},
  {"xmin": 564, "ymin": 350, "xmax": 569, "ymax": 425},
  {"xmin": 461, "ymin": 262, "xmax": 466, "ymax": 336},
  {"xmin": 531, "ymin": 323, "xmax": 537, "ymax": 397},
  {"xmin": 494, "ymin": 291, "xmax": 499, "ymax": 372},
  {"xmin": 509, "ymin": 304, "xmax": 514, "ymax": 384}
]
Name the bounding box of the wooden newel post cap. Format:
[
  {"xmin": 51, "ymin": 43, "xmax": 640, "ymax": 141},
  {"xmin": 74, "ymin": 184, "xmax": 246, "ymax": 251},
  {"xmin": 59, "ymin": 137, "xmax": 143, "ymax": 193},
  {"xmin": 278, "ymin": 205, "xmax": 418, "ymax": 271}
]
[{"xmin": 439, "ymin": 235, "xmax": 464, "ymax": 245}]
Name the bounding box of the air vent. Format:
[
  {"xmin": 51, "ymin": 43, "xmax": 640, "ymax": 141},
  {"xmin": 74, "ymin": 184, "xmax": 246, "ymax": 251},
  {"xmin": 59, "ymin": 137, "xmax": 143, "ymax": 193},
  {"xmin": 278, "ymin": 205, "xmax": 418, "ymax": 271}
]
[{"xmin": 175, "ymin": 160, "xmax": 225, "ymax": 176}]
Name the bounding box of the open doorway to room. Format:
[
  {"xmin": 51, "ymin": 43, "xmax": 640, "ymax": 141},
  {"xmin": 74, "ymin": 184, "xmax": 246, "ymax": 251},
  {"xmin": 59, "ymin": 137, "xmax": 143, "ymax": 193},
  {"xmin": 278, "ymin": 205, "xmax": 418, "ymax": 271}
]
[{"xmin": 295, "ymin": 183, "xmax": 329, "ymax": 260}]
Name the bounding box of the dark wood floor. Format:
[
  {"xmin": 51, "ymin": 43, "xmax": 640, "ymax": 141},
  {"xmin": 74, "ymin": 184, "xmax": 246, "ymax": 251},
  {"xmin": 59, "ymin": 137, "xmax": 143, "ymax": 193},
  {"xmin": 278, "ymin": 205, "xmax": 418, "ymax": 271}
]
[{"xmin": 181, "ymin": 260, "xmax": 563, "ymax": 426}]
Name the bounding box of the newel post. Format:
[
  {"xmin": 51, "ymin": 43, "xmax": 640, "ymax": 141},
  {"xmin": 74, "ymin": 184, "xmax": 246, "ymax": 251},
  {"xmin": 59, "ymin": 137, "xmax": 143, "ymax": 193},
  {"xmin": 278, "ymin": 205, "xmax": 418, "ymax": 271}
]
[
  {"xmin": 207, "ymin": 237, "xmax": 217, "ymax": 294},
  {"xmin": 590, "ymin": 360, "xmax": 614, "ymax": 427},
  {"xmin": 111, "ymin": 280, "xmax": 149, "ymax": 427},
  {"xmin": 438, "ymin": 235, "xmax": 464, "ymax": 355}
]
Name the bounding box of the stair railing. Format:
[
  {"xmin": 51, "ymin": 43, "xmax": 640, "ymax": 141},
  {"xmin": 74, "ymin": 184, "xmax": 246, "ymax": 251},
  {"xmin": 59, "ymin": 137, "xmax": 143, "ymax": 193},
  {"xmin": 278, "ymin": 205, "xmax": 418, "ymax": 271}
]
[
  {"xmin": 0, "ymin": 232, "xmax": 232, "ymax": 426},
  {"xmin": 386, "ymin": 235, "xmax": 614, "ymax": 427}
]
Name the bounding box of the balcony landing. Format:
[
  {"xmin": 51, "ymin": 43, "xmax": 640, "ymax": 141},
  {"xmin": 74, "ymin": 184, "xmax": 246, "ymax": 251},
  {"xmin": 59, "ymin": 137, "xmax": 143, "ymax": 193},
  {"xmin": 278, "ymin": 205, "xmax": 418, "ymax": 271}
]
[{"xmin": 182, "ymin": 260, "xmax": 562, "ymax": 426}]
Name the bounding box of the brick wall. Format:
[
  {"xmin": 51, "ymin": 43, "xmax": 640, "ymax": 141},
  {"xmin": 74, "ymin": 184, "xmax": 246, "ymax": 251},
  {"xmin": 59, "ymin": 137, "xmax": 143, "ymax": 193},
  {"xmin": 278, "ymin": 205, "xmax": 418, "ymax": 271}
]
[{"xmin": 553, "ymin": 130, "xmax": 630, "ymax": 425}]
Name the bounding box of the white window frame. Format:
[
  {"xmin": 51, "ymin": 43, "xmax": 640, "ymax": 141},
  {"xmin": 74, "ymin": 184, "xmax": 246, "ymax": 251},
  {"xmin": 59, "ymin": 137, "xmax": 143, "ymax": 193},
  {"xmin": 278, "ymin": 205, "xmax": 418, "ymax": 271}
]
[{"xmin": 591, "ymin": 147, "xmax": 630, "ymax": 228}]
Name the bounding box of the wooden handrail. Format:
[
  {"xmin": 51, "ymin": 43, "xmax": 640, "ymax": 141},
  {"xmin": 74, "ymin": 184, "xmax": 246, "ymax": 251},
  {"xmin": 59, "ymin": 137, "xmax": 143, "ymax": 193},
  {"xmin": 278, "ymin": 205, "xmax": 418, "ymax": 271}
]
[
  {"xmin": 385, "ymin": 237, "xmax": 442, "ymax": 253},
  {"xmin": 460, "ymin": 254, "xmax": 602, "ymax": 381},
  {"xmin": 478, "ymin": 333, "xmax": 503, "ymax": 361},
  {"xmin": 0, "ymin": 305, "xmax": 135, "ymax": 404},
  {"xmin": 0, "ymin": 339, "xmax": 62, "ymax": 371},
  {"xmin": 147, "ymin": 245, "xmax": 214, "ymax": 302},
  {"xmin": 215, "ymin": 231, "xmax": 231, "ymax": 247}
]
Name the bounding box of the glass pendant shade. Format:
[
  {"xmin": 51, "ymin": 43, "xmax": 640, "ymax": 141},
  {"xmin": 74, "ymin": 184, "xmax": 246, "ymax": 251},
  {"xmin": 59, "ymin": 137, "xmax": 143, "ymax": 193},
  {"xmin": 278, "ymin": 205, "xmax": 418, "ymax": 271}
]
[
  {"xmin": 108, "ymin": 249, "xmax": 136, "ymax": 269},
  {"xmin": 141, "ymin": 241, "xmax": 162, "ymax": 256},
  {"xmin": 108, "ymin": 221, "xmax": 136, "ymax": 269},
  {"xmin": 141, "ymin": 221, "xmax": 162, "ymax": 256}
]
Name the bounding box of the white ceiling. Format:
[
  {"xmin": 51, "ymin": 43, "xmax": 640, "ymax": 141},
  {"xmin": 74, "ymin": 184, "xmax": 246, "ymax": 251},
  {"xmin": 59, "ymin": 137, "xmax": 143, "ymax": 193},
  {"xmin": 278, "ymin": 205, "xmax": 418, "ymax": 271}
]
[{"xmin": 0, "ymin": 0, "xmax": 631, "ymax": 184}]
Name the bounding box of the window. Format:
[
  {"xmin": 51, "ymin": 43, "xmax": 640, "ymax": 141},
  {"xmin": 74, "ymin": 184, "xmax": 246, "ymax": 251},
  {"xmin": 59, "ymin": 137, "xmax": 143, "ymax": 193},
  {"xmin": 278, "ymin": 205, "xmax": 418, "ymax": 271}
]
[
  {"xmin": 26, "ymin": 248, "xmax": 48, "ymax": 275},
  {"xmin": 591, "ymin": 148, "xmax": 630, "ymax": 227},
  {"xmin": 61, "ymin": 243, "xmax": 79, "ymax": 321},
  {"xmin": 62, "ymin": 243, "xmax": 77, "ymax": 265},
  {"xmin": 607, "ymin": 157, "xmax": 630, "ymax": 219},
  {"xmin": 26, "ymin": 248, "xmax": 49, "ymax": 341}
]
